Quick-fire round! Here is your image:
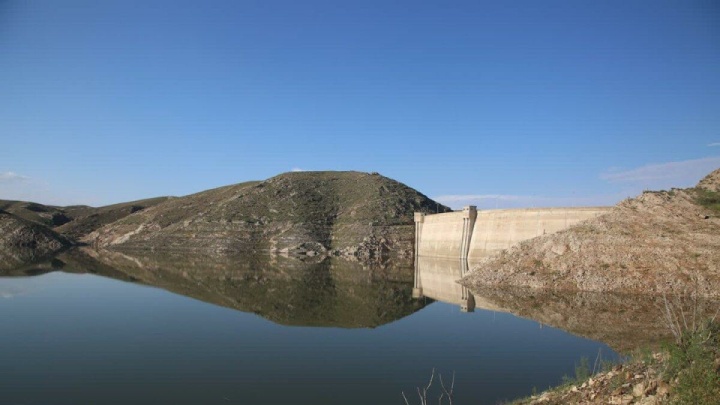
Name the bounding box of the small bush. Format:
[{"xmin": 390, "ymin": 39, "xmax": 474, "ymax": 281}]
[{"xmin": 574, "ymin": 357, "xmax": 591, "ymax": 381}]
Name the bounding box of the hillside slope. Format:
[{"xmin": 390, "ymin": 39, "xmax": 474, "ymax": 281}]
[
  {"xmin": 0, "ymin": 210, "xmax": 72, "ymax": 270},
  {"xmin": 462, "ymin": 168, "xmax": 720, "ymax": 297},
  {"xmin": 86, "ymin": 171, "xmax": 449, "ymax": 257}
]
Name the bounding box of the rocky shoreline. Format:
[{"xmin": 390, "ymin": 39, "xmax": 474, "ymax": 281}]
[{"xmin": 515, "ymin": 353, "xmax": 672, "ymax": 405}]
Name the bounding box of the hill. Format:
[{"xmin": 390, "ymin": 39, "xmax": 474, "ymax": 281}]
[
  {"xmin": 86, "ymin": 171, "xmax": 450, "ymax": 258},
  {"xmin": 0, "ymin": 210, "xmax": 72, "ymax": 270},
  {"xmin": 461, "ymin": 168, "xmax": 720, "ymax": 297}
]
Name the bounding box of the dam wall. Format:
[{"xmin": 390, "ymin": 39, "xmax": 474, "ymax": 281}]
[
  {"xmin": 467, "ymin": 207, "xmax": 610, "ymax": 261},
  {"xmin": 415, "ymin": 206, "xmax": 610, "ymax": 261}
]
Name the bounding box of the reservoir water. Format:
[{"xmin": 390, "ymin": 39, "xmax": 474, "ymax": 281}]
[{"xmin": 0, "ymin": 251, "xmax": 626, "ymax": 405}]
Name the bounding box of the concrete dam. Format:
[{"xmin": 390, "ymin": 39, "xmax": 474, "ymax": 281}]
[
  {"xmin": 411, "ymin": 205, "xmax": 610, "ymax": 312},
  {"xmin": 414, "ymin": 206, "xmax": 610, "ymax": 262}
]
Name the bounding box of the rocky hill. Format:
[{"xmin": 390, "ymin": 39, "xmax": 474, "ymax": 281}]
[
  {"xmin": 86, "ymin": 171, "xmax": 449, "ymax": 258},
  {"xmin": 0, "ymin": 210, "xmax": 72, "ymax": 270},
  {"xmin": 462, "ymin": 168, "xmax": 720, "ymax": 298}
]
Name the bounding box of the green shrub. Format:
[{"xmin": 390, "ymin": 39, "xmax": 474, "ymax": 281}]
[
  {"xmin": 561, "ymin": 356, "xmax": 591, "ymax": 386},
  {"xmin": 694, "ymin": 189, "xmax": 720, "ymax": 212},
  {"xmin": 664, "ymin": 320, "xmax": 720, "ymax": 405}
]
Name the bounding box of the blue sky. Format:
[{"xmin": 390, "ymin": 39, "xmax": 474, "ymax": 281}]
[{"xmin": 1, "ymin": 0, "xmax": 719, "ymax": 208}]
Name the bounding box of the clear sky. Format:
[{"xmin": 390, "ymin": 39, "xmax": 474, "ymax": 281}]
[{"xmin": 1, "ymin": 0, "xmax": 719, "ymax": 208}]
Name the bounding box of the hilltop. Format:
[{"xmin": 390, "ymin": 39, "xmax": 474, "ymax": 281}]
[
  {"xmin": 462, "ymin": 168, "xmax": 720, "ymax": 297},
  {"xmin": 86, "ymin": 171, "xmax": 449, "ymax": 258}
]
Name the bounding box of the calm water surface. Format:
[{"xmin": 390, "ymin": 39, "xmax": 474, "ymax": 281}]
[{"xmin": 0, "ymin": 254, "xmax": 620, "ymax": 405}]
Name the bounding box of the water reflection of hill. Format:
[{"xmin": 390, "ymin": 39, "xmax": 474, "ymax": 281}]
[
  {"xmin": 2, "ymin": 248, "xmax": 429, "ymax": 329},
  {"xmin": 413, "ymin": 257, "xmax": 720, "ymax": 353}
]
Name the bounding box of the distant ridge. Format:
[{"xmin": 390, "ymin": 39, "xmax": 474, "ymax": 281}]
[
  {"xmin": 55, "ymin": 196, "xmax": 172, "ymax": 239},
  {"xmin": 0, "ymin": 196, "xmax": 171, "ymax": 237}
]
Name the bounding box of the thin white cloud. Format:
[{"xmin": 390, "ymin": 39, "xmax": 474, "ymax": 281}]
[
  {"xmin": 434, "ymin": 193, "xmax": 625, "ymax": 210},
  {"xmin": 0, "ymin": 287, "xmax": 25, "ymax": 299},
  {"xmin": 291, "ymin": 167, "xmax": 304, "ymax": 172},
  {"xmin": 600, "ymin": 156, "xmax": 720, "ymax": 187},
  {"xmin": 709, "ymin": 143, "xmax": 720, "ymax": 147},
  {"xmin": 435, "ymin": 194, "xmax": 530, "ymax": 203},
  {"xmin": 0, "ymin": 171, "xmax": 29, "ymax": 182},
  {"xmin": 0, "ymin": 172, "xmax": 96, "ymax": 206}
]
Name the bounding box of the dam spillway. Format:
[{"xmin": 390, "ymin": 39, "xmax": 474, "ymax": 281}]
[{"xmin": 414, "ymin": 205, "xmax": 611, "ymax": 261}]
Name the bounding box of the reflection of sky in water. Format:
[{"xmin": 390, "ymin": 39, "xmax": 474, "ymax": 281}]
[
  {"xmin": 0, "ymin": 272, "xmax": 618, "ymax": 405},
  {"xmin": 0, "ymin": 288, "xmax": 21, "ymax": 298},
  {"xmin": 0, "ymin": 276, "xmax": 50, "ymax": 298}
]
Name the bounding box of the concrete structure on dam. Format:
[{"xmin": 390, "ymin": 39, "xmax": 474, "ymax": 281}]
[{"xmin": 415, "ymin": 205, "xmax": 611, "ymax": 261}]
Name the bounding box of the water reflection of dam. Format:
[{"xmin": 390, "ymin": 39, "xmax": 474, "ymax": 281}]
[{"xmin": 413, "ymin": 257, "xmax": 476, "ymax": 312}]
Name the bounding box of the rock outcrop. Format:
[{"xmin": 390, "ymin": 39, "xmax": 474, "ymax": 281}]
[
  {"xmin": 516, "ymin": 354, "xmax": 672, "ymax": 405},
  {"xmin": 462, "ymin": 168, "xmax": 720, "ymax": 298}
]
